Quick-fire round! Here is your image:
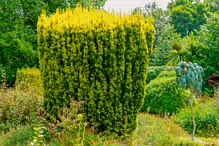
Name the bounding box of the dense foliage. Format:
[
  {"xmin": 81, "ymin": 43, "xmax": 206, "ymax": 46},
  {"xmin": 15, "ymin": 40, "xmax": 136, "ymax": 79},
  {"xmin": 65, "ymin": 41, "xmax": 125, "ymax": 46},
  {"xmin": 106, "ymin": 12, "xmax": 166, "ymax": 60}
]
[
  {"xmin": 0, "ymin": 32, "xmax": 38, "ymax": 85},
  {"xmin": 38, "ymin": 7, "xmax": 155, "ymax": 134},
  {"xmin": 175, "ymin": 62, "xmax": 203, "ymax": 94},
  {"xmin": 16, "ymin": 68, "xmax": 43, "ymax": 96},
  {"xmin": 167, "ymin": 0, "xmax": 218, "ymax": 37},
  {"xmin": 0, "ymin": 0, "xmax": 106, "ymax": 85},
  {"xmin": 208, "ymin": 74, "xmax": 219, "ymax": 88},
  {"xmin": 146, "ymin": 66, "xmax": 175, "ymax": 83},
  {"xmin": 132, "ymin": 2, "xmax": 182, "ymax": 66},
  {"xmin": 0, "ymin": 0, "xmax": 218, "ymax": 145},
  {"xmin": 192, "ymin": 13, "xmax": 219, "ymax": 81},
  {"xmin": 175, "ymin": 99, "xmax": 219, "ymax": 137},
  {"xmin": 142, "ymin": 73, "xmax": 194, "ymax": 116}
]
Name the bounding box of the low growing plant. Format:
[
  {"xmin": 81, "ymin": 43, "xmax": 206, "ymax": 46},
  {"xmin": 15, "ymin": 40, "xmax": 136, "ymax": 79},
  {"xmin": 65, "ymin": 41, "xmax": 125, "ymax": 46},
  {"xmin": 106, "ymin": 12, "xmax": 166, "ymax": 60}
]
[
  {"xmin": 28, "ymin": 100, "xmax": 88, "ymax": 146},
  {"xmin": 131, "ymin": 113, "xmax": 202, "ymax": 146},
  {"xmin": 175, "ymin": 99, "xmax": 219, "ymax": 137},
  {"xmin": 208, "ymin": 74, "xmax": 219, "ymax": 113},
  {"xmin": 0, "ymin": 68, "xmax": 43, "ymax": 130}
]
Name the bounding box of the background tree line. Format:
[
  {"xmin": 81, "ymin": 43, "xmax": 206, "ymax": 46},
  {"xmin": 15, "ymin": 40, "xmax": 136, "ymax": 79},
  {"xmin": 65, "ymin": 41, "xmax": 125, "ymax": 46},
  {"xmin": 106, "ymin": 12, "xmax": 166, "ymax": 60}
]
[
  {"xmin": 0, "ymin": 0, "xmax": 218, "ymax": 95},
  {"xmin": 133, "ymin": 0, "xmax": 218, "ymax": 94}
]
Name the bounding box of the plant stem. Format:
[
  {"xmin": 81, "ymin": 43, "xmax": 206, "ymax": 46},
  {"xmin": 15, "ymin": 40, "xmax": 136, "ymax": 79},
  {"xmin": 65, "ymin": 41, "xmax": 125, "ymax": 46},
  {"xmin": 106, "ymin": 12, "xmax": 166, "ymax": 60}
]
[{"xmin": 190, "ymin": 89, "xmax": 196, "ymax": 141}]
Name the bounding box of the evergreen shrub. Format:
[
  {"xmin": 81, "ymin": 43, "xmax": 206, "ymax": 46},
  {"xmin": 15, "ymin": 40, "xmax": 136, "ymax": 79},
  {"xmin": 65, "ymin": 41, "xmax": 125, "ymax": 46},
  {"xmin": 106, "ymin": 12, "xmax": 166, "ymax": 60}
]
[
  {"xmin": 37, "ymin": 7, "xmax": 155, "ymax": 133},
  {"xmin": 157, "ymin": 70, "xmax": 176, "ymax": 78},
  {"xmin": 16, "ymin": 68, "xmax": 43, "ymax": 96},
  {"xmin": 147, "ymin": 66, "xmax": 175, "ymax": 83},
  {"xmin": 142, "ymin": 73, "xmax": 195, "ymax": 116}
]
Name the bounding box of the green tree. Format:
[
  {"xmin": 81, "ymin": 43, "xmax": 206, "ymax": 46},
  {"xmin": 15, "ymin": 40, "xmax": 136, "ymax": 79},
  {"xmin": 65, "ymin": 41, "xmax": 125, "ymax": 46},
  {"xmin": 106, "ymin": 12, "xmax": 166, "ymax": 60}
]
[
  {"xmin": 150, "ymin": 24, "xmax": 181, "ymax": 66},
  {"xmin": 192, "ymin": 13, "xmax": 219, "ymax": 79},
  {"xmin": 0, "ymin": 0, "xmax": 38, "ymax": 84},
  {"xmin": 0, "ymin": 0, "xmax": 107, "ymax": 85},
  {"xmin": 165, "ymin": 41, "xmax": 189, "ymax": 66},
  {"xmin": 0, "ymin": 31, "xmax": 38, "ymax": 85},
  {"xmin": 0, "ymin": 0, "xmax": 23, "ymax": 33},
  {"xmin": 204, "ymin": 0, "xmax": 219, "ymax": 13},
  {"xmin": 168, "ymin": 0, "xmax": 207, "ymax": 37},
  {"xmin": 132, "ymin": 2, "xmax": 182, "ymax": 66},
  {"xmin": 0, "ymin": 0, "xmax": 44, "ymax": 51},
  {"xmin": 20, "ymin": 0, "xmax": 45, "ymax": 30},
  {"xmin": 43, "ymin": 0, "xmax": 107, "ymax": 14}
]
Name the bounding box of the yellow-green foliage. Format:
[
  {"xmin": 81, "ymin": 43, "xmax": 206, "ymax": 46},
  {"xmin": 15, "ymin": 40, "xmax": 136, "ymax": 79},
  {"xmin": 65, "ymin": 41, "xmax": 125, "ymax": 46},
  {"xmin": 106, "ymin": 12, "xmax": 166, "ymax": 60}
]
[
  {"xmin": 142, "ymin": 74, "xmax": 196, "ymax": 116},
  {"xmin": 38, "ymin": 6, "xmax": 155, "ymax": 133},
  {"xmin": 0, "ymin": 69, "xmax": 43, "ymax": 129},
  {"xmin": 16, "ymin": 68, "xmax": 43, "ymax": 96}
]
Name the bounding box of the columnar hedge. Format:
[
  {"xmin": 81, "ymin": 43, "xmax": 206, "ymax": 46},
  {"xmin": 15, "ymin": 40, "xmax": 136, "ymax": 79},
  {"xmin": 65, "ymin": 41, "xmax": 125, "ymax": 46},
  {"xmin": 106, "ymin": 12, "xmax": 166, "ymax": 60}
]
[{"xmin": 38, "ymin": 7, "xmax": 155, "ymax": 133}]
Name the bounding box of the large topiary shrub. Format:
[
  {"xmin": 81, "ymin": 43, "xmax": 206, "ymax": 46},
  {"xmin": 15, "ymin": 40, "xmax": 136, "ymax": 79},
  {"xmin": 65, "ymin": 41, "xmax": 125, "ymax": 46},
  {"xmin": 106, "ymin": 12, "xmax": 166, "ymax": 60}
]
[
  {"xmin": 37, "ymin": 7, "xmax": 155, "ymax": 133},
  {"xmin": 142, "ymin": 72, "xmax": 195, "ymax": 116}
]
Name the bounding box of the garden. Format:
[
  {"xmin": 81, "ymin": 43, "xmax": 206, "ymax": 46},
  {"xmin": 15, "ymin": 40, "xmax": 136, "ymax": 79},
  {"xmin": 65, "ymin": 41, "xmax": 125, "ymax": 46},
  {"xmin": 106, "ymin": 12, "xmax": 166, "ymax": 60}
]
[{"xmin": 0, "ymin": 0, "xmax": 218, "ymax": 146}]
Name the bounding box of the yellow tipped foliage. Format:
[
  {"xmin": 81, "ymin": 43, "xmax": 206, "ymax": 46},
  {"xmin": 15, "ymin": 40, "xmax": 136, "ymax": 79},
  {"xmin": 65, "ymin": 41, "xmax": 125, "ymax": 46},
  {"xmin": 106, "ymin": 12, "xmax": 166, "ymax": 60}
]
[{"xmin": 38, "ymin": 6, "xmax": 155, "ymax": 134}]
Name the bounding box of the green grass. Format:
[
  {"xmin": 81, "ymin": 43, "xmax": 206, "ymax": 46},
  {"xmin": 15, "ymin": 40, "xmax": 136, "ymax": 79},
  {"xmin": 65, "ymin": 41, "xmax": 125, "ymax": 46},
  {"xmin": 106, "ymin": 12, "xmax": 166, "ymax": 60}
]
[
  {"xmin": 131, "ymin": 113, "xmax": 197, "ymax": 146},
  {"xmin": 174, "ymin": 98, "xmax": 218, "ymax": 138}
]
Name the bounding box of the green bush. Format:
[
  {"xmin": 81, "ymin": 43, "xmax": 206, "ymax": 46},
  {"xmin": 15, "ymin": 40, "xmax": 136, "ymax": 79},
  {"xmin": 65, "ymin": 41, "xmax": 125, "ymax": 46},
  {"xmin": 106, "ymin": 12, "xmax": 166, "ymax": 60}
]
[
  {"xmin": 146, "ymin": 66, "xmax": 176, "ymax": 83},
  {"xmin": 38, "ymin": 7, "xmax": 155, "ymax": 134},
  {"xmin": 0, "ymin": 126, "xmax": 34, "ymax": 146},
  {"xmin": 142, "ymin": 74, "xmax": 195, "ymax": 116},
  {"xmin": 16, "ymin": 68, "xmax": 43, "ymax": 96},
  {"xmin": 0, "ymin": 90, "xmax": 43, "ymax": 128},
  {"xmin": 0, "ymin": 32, "xmax": 38, "ymax": 86},
  {"xmin": 0, "ymin": 123, "xmax": 10, "ymax": 134},
  {"xmin": 188, "ymin": 13, "xmax": 219, "ymax": 96},
  {"xmin": 175, "ymin": 99, "xmax": 219, "ymax": 137},
  {"xmin": 0, "ymin": 69, "xmax": 44, "ymax": 128},
  {"xmin": 157, "ymin": 70, "xmax": 176, "ymax": 78}
]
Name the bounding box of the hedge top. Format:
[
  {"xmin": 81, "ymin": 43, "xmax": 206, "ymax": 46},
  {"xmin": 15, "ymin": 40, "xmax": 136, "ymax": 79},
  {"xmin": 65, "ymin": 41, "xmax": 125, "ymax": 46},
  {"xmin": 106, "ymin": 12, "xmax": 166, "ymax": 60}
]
[
  {"xmin": 17, "ymin": 67, "xmax": 40, "ymax": 76},
  {"xmin": 38, "ymin": 6, "xmax": 155, "ymax": 33}
]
